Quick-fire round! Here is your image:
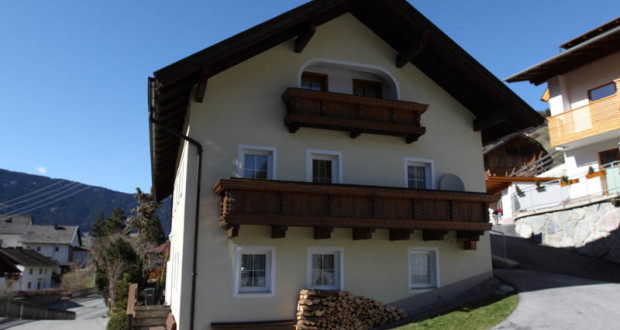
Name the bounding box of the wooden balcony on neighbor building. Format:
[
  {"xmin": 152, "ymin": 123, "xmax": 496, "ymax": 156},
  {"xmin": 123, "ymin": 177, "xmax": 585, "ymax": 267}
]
[
  {"xmin": 548, "ymin": 79, "xmax": 620, "ymax": 147},
  {"xmin": 213, "ymin": 178, "xmax": 497, "ymax": 250},
  {"xmin": 282, "ymin": 88, "xmax": 428, "ymax": 143}
]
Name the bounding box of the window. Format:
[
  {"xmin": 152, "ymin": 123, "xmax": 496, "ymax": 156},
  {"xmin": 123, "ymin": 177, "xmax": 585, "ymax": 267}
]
[
  {"xmin": 301, "ymin": 72, "xmax": 328, "ymax": 92},
  {"xmin": 29, "ymin": 268, "xmax": 33, "ymax": 275},
  {"xmin": 37, "ymin": 282, "xmax": 41, "ymax": 289},
  {"xmin": 353, "ymin": 79, "xmax": 383, "ymax": 98},
  {"xmin": 39, "ymin": 268, "xmax": 42, "ymax": 274},
  {"xmin": 27, "ymin": 282, "xmax": 31, "ymax": 289},
  {"xmin": 408, "ymin": 247, "xmax": 439, "ymax": 291},
  {"xmin": 405, "ymin": 158, "xmax": 434, "ymax": 189},
  {"xmin": 238, "ymin": 145, "xmax": 276, "ymax": 180},
  {"xmin": 234, "ymin": 246, "xmax": 275, "ymax": 297},
  {"xmin": 307, "ymin": 247, "xmax": 343, "ymax": 290},
  {"xmin": 588, "ymin": 82, "xmax": 616, "ymax": 102},
  {"xmin": 599, "ymin": 148, "xmax": 620, "ymax": 166},
  {"xmin": 55, "ymin": 246, "xmax": 59, "ymax": 252},
  {"xmin": 307, "ymin": 150, "xmax": 342, "ymax": 184},
  {"xmin": 37, "ymin": 246, "xmax": 41, "ymax": 251}
]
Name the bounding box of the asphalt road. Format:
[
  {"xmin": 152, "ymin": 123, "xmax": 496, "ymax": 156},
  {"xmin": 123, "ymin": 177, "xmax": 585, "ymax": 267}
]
[
  {"xmin": 0, "ymin": 294, "xmax": 109, "ymax": 330},
  {"xmin": 491, "ymin": 225, "xmax": 620, "ymax": 329}
]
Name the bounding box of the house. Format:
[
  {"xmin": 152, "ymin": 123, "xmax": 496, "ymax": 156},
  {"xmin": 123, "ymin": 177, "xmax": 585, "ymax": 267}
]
[
  {"xmin": 0, "ymin": 215, "xmax": 33, "ymax": 248},
  {"xmin": 0, "ymin": 248, "xmax": 56, "ymax": 292},
  {"xmin": 19, "ymin": 224, "xmax": 83, "ymax": 272},
  {"xmin": 148, "ymin": 1, "xmax": 542, "ymax": 328},
  {"xmin": 483, "ymin": 133, "xmax": 550, "ymax": 177},
  {"xmin": 507, "ymin": 17, "xmax": 620, "ymax": 195}
]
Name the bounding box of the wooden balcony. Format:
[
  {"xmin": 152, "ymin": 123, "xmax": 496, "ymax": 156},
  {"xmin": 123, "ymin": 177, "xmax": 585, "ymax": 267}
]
[
  {"xmin": 213, "ymin": 178, "xmax": 497, "ymax": 250},
  {"xmin": 548, "ymin": 80, "xmax": 620, "ymax": 147},
  {"xmin": 282, "ymin": 88, "xmax": 428, "ymax": 143}
]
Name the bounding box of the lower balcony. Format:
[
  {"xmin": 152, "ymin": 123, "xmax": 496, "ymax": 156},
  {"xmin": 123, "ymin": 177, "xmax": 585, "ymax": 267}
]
[{"xmin": 212, "ymin": 178, "xmax": 498, "ymax": 250}]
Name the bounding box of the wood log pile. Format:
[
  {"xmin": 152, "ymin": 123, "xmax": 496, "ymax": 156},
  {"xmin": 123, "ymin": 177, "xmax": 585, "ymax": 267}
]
[{"xmin": 295, "ymin": 289, "xmax": 407, "ymax": 329}]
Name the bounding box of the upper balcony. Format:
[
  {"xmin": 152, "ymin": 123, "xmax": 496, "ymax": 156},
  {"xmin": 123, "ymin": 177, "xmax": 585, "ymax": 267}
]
[
  {"xmin": 282, "ymin": 88, "xmax": 428, "ymax": 143},
  {"xmin": 548, "ymin": 79, "xmax": 620, "ymax": 147},
  {"xmin": 213, "ymin": 178, "xmax": 497, "ymax": 250}
]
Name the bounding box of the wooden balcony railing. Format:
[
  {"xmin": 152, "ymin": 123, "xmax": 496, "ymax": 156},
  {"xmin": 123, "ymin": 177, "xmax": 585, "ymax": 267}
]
[
  {"xmin": 213, "ymin": 178, "xmax": 497, "ymax": 250},
  {"xmin": 282, "ymin": 88, "xmax": 428, "ymax": 143},
  {"xmin": 548, "ymin": 80, "xmax": 620, "ymax": 147}
]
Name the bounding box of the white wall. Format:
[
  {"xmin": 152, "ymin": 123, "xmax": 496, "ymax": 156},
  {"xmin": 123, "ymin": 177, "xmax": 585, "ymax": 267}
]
[
  {"xmin": 564, "ymin": 138, "xmax": 620, "ymax": 176},
  {"xmin": 16, "ymin": 265, "xmax": 54, "ymax": 291},
  {"xmin": 23, "ymin": 244, "xmax": 70, "ymax": 264},
  {"xmin": 0, "ymin": 234, "xmax": 22, "ymax": 248}
]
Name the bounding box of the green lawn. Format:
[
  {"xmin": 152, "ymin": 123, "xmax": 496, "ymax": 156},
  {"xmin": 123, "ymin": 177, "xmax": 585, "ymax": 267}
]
[{"xmin": 395, "ymin": 294, "xmax": 519, "ymax": 330}]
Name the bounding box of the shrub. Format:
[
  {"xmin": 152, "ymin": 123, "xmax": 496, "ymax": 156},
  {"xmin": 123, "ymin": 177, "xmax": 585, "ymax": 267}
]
[{"xmin": 107, "ymin": 309, "xmax": 127, "ymax": 330}]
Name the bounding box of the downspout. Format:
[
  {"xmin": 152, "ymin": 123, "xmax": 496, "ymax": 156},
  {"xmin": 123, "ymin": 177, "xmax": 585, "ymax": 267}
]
[{"xmin": 148, "ymin": 78, "xmax": 202, "ymax": 330}]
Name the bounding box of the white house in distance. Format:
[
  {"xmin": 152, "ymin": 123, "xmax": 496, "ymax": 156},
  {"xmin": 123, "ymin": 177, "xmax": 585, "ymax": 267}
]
[
  {"xmin": 19, "ymin": 224, "xmax": 82, "ymax": 272},
  {"xmin": 507, "ymin": 17, "xmax": 620, "ymax": 192},
  {"xmin": 148, "ymin": 0, "xmax": 542, "ymax": 329},
  {"xmin": 0, "ymin": 215, "xmax": 33, "ymax": 248},
  {"xmin": 0, "ymin": 248, "xmax": 56, "ymax": 292}
]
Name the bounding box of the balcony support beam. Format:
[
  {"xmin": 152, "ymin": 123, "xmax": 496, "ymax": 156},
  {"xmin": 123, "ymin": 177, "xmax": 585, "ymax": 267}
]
[
  {"xmin": 226, "ymin": 224, "xmax": 239, "ymax": 238},
  {"xmin": 352, "ymin": 228, "xmax": 374, "ymax": 240},
  {"xmin": 456, "ymin": 230, "xmax": 482, "ymax": 241},
  {"xmin": 422, "ymin": 230, "xmax": 447, "ymax": 241},
  {"xmin": 314, "ymin": 226, "xmax": 333, "ymax": 239},
  {"xmin": 389, "ymin": 229, "xmax": 412, "ymax": 241},
  {"xmin": 463, "ymin": 240, "xmax": 477, "ymax": 250},
  {"xmin": 295, "ymin": 23, "xmax": 316, "ymax": 53},
  {"xmin": 271, "ymin": 225, "xmax": 288, "ymax": 238}
]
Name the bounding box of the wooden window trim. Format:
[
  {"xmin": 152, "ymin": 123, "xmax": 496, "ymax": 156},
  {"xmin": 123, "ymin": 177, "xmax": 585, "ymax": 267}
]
[
  {"xmin": 301, "ymin": 72, "xmax": 328, "ymax": 92},
  {"xmin": 353, "ymin": 78, "xmax": 383, "ymax": 99},
  {"xmin": 587, "ymin": 81, "xmax": 616, "ymax": 102}
]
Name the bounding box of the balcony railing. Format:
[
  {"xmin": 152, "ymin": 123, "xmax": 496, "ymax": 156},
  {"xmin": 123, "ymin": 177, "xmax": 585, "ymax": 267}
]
[
  {"xmin": 213, "ymin": 178, "xmax": 497, "ymax": 249},
  {"xmin": 282, "ymin": 88, "xmax": 428, "ymax": 143},
  {"xmin": 548, "ymin": 80, "xmax": 620, "ymax": 147}
]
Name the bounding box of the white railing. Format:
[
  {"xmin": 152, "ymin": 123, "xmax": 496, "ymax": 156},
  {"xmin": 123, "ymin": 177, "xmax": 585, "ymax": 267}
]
[{"xmin": 510, "ymin": 161, "xmax": 620, "ymax": 214}]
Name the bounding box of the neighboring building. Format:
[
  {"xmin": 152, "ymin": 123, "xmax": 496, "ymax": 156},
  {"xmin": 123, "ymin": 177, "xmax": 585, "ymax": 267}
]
[
  {"xmin": 483, "ymin": 133, "xmax": 549, "ymax": 177},
  {"xmin": 20, "ymin": 224, "xmax": 82, "ymax": 272},
  {"xmin": 0, "ymin": 215, "xmax": 33, "ymax": 248},
  {"xmin": 0, "ymin": 248, "xmax": 56, "ymax": 292},
  {"xmin": 146, "ymin": 241, "xmax": 169, "ymax": 284},
  {"xmin": 507, "ymin": 17, "xmax": 620, "ymax": 191},
  {"xmin": 148, "ymin": 1, "xmax": 542, "ymax": 328}
]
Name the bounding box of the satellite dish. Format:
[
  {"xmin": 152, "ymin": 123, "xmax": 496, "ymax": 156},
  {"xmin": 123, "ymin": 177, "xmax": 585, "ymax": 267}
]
[{"xmin": 439, "ymin": 174, "xmax": 465, "ymax": 191}]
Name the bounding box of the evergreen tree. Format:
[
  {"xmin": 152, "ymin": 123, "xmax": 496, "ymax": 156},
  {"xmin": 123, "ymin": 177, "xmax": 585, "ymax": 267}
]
[
  {"xmin": 105, "ymin": 207, "xmax": 126, "ymax": 234},
  {"xmin": 126, "ymin": 187, "xmax": 165, "ymax": 246},
  {"xmin": 91, "ymin": 211, "xmax": 107, "ymax": 238}
]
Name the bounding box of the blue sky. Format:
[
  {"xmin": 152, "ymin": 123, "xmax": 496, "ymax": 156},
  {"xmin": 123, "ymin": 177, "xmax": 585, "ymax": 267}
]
[{"xmin": 1, "ymin": 0, "xmax": 618, "ymax": 194}]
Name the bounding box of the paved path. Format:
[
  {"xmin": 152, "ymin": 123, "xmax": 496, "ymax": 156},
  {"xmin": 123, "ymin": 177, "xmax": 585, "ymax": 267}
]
[
  {"xmin": 491, "ymin": 225, "xmax": 620, "ymax": 329},
  {"xmin": 0, "ymin": 294, "xmax": 108, "ymax": 330}
]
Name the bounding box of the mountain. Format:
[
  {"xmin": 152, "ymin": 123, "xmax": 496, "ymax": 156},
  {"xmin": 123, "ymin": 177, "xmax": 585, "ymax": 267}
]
[{"xmin": 0, "ymin": 168, "xmax": 170, "ymax": 236}]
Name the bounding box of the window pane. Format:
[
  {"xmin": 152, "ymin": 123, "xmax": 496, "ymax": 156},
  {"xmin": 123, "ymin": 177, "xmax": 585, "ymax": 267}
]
[
  {"xmin": 256, "ymin": 155, "xmax": 268, "ymax": 171},
  {"xmin": 589, "ymin": 82, "xmax": 616, "ymax": 102},
  {"xmin": 244, "ymin": 154, "xmax": 256, "ymax": 169},
  {"xmin": 411, "ymin": 253, "xmax": 431, "ymax": 285},
  {"xmin": 408, "ymin": 165, "xmax": 427, "ymax": 189},
  {"xmin": 313, "ymin": 159, "xmax": 332, "ymax": 184}
]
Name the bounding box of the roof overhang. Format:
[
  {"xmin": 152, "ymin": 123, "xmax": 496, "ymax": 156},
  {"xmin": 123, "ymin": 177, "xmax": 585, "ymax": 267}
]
[
  {"xmin": 149, "ymin": 0, "xmax": 543, "ymax": 201},
  {"xmin": 506, "ymin": 25, "xmax": 620, "ymax": 85}
]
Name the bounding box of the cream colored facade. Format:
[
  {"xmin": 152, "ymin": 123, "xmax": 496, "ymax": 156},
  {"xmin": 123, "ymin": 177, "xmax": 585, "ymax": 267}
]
[{"xmin": 166, "ymin": 14, "xmax": 493, "ymax": 329}]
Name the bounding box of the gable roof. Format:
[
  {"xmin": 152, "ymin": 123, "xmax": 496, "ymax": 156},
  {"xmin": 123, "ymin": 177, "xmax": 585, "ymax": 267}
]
[
  {"xmin": 149, "ymin": 0, "xmax": 543, "ymax": 201},
  {"xmin": 0, "ymin": 248, "xmax": 57, "ymax": 267},
  {"xmin": 483, "ymin": 133, "xmax": 548, "ymax": 156},
  {"xmin": 0, "ymin": 215, "xmax": 33, "ymax": 235},
  {"xmin": 20, "ymin": 225, "xmax": 81, "ymax": 246},
  {"xmin": 506, "ymin": 17, "xmax": 620, "ymax": 85}
]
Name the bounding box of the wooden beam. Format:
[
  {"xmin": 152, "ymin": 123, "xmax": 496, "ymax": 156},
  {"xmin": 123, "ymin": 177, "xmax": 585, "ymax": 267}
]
[
  {"xmin": 271, "ymin": 225, "xmax": 288, "ymax": 238},
  {"xmin": 473, "ymin": 105, "xmax": 513, "ymax": 131},
  {"xmin": 352, "ymin": 228, "xmax": 374, "ymax": 240},
  {"xmin": 314, "ymin": 226, "xmax": 333, "ymax": 239},
  {"xmin": 294, "ymin": 23, "xmax": 316, "ymax": 53},
  {"xmin": 463, "ymin": 240, "xmax": 477, "ymax": 250},
  {"xmin": 456, "ymin": 230, "xmax": 482, "ymax": 241},
  {"xmin": 226, "ymin": 224, "xmax": 239, "ymax": 238},
  {"xmin": 422, "ymin": 230, "xmax": 447, "ymax": 241},
  {"xmin": 195, "ymin": 68, "xmax": 209, "ymax": 103},
  {"xmin": 396, "ymin": 31, "xmax": 430, "ymax": 68},
  {"xmin": 389, "ymin": 229, "xmax": 412, "ymax": 241}
]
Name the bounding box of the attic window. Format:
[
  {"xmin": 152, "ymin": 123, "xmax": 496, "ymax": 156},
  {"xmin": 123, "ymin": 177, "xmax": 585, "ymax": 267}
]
[
  {"xmin": 301, "ymin": 72, "xmax": 327, "ymax": 92},
  {"xmin": 353, "ymin": 79, "xmax": 382, "ymax": 98}
]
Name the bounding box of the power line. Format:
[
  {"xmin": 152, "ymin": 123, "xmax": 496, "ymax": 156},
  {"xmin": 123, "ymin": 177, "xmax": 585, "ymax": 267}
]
[
  {"xmin": 0, "ymin": 183, "xmax": 87, "ymax": 215},
  {"xmin": 0, "ymin": 181, "xmax": 83, "ymax": 211},
  {"xmin": 0, "ymin": 185, "xmax": 92, "ymax": 220},
  {"xmin": 0, "ymin": 180, "xmax": 67, "ymax": 205}
]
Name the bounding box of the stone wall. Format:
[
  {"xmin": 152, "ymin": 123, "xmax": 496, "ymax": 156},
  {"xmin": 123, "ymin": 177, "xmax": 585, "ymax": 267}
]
[{"xmin": 515, "ymin": 199, "xmax": 620, "ymax": 263}]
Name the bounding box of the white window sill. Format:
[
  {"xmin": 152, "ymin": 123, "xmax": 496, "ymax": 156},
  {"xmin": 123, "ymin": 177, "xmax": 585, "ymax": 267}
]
[{"xmin": 233, "ymin": 291, "xmax": 275, "ymax": 298}]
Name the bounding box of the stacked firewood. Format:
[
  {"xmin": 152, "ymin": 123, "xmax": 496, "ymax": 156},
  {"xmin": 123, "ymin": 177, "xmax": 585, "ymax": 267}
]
[{"xmin": 295, "ymin": 289, "xmax": 407, "ymax": 329}]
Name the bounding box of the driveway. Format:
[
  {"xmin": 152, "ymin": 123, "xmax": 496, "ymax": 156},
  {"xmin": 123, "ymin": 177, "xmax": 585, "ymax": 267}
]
[
  {"xmin": 0, "ymin": 294, "xmax": 109, "ymax": 330},
  {"xmin": 491, "ymin": 225, "xmax": 620, "ymax": 329}
]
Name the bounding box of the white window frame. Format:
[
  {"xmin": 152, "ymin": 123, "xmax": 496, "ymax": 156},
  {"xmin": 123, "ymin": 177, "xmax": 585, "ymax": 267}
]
[
  {"xmin": 238, "ymin": 145, "xmax": 277, "ymax": 180},
  {"xmin": 306, "ymin": 247, "xmax": 344, "ymax": 291},
  {"xmin": 407, "ymin": 247, "xmax": 440, "ymax": 293},
  {"xmin": 306, "ymin": 149, "xmax": 343, "ymax": 184},
  {"xmin": 404, "ymin": 157, "xmax": 435, "ymax": 189},
  {"xmin": 234, "ymin": 246, "xmax": 276, "ymax": 298}
]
